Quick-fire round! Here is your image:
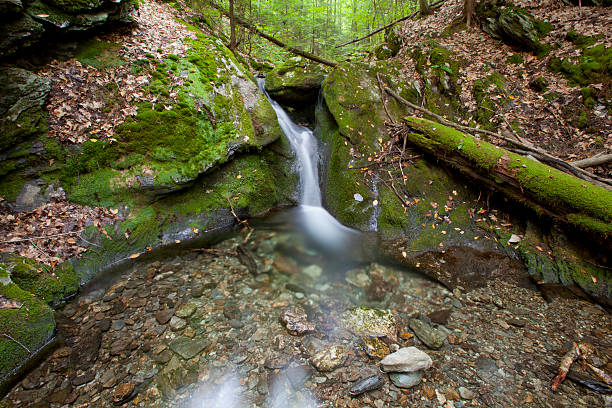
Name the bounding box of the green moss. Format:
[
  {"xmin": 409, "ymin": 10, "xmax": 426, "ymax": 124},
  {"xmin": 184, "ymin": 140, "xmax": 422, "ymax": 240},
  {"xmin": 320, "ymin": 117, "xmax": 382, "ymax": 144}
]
[
  {"xmin": 472, "ymin": 72, "xmax": 507, "ymax": 131},
  {"xmin": 0, "ymin": 278, "xmax": 55, "ymax": 378},
  {"xmin": 2, "ymin": 256, "xmax": 79, "ymax": 306},
  {"xmin": 405, "ymin": 117, "xmax": 612, "ymax": 237},
  {"xmin": 75, "ymin": 40, "xmax": 124, "ymax": 70},
  {"xmin": 529, "ymin": 75, "xmax": 549, "ymax": 93},
  {"xmin": 574, "ymin": 111, "xmax": 588, "ymax": 129},
  {"xmin": 0, "ymin": 174, "xmax": 27, "ymax": 201},
  {"xmin": 549, "ymin": 43, "xmax": 611, "ymax": 86},
  {"xmin": 566, "ymin": 30, "xmax": 597, "ymax": 49},
  {"xmin": 506, "ymin": 54, "xmax": 524, "ymax": 64}
]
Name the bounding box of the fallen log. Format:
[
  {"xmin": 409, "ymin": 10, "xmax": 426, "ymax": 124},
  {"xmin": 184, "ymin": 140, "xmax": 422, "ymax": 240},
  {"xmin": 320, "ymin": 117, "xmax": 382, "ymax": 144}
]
[
  {"xmin": 204, "ymin": 0, "xmax": 337, "ymax": 67},
  {"xmin": 402, "ymin": 117, "xmax": 612, "ymax": 238}
]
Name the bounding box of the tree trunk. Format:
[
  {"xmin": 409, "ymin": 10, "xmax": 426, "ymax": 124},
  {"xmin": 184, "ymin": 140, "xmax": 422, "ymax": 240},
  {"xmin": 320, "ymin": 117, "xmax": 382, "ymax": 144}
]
[
  {"xmin": 229, "ymin": 0, "xmax": 237, "ymax": 50},
  {"xmin": 402, "ymin": 117, "xmax": 612, "ymax": 239},
  {"xmin": 463, "ymin": 0, "xmax": 474, "ymax": 28},
  {"xmin": 419, "ymin": 0, "xmax": 432, "ymax": 16}
]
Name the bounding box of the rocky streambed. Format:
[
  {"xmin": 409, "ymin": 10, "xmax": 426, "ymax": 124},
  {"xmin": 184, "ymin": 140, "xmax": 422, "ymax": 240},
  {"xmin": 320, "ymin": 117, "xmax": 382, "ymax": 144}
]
[{"xmin": 2, "ymin": 224, "xmax": 610, "ymax": 407}]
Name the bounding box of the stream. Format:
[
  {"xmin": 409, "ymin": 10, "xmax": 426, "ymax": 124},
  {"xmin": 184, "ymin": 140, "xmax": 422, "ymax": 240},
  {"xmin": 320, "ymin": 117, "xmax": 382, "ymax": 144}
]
[{"xmin": 2, "ymin": 86, "xmax": 610, "ymax": 408}]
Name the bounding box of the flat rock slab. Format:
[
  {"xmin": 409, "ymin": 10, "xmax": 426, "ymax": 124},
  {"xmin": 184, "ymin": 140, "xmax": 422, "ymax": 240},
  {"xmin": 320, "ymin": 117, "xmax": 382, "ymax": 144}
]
[
  {"xmin": 341, "ymin": 306, "xmax": 397, "ymax": 341},
  {"xmin": 168, "ymin": 337, "xmax": 210, "ymax": 360}
]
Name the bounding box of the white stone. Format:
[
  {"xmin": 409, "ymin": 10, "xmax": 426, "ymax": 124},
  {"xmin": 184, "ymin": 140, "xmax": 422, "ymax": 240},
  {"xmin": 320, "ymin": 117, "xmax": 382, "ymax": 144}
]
[
  {"xmin": 380, "ymin": 347, "xmax": 433, "ymax": 373},
  {"xmin": 354, "ymin": 193, "xmax": 363, "ymax": 202}
]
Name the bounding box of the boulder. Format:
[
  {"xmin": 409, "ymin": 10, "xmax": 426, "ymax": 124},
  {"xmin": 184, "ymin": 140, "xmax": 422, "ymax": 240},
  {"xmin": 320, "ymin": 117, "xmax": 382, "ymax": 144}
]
[
  {"xmin": 265, "ymin": 56, "xmax": 329, "ymax": 107},
  {"xmin": 0, "ymin": 0, "xmax": 137, "ymax": 58},
  {"xmin": 478, "ymin": 3, "xmax": 552, "ymax": 55},
  {"xmin": 0, "ymin": 67, "xmax": 49, "ymax": 152}
]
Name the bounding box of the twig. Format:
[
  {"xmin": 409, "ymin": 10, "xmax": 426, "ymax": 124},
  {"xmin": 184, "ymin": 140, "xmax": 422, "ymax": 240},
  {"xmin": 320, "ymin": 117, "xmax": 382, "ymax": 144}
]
[
  {"xmin": 571, "ymin": 153, "xmax": 612, "ymax": 168},
  {"xmin": 0, "ymin": 231, "xmax": 82, "ymax": 244},
  {"xmin": 376, "ymin": 73, "xmax": 393, "ymax": 122},
  {"xmin": 225, "ymin": 196, "xmax": 249, "ymax": 229},
  {"xmin": 379, "ymin": 173, "xmax": 410, "ymax": 208},
  {"xmin": 1, "ymin": 333, "xmax": 31, "ymax": 354}
]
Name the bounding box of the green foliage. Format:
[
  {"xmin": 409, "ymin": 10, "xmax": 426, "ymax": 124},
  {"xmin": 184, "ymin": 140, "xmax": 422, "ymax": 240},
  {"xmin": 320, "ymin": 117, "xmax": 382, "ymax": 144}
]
[{"xmin": 506, "ymin": 54, "xmax": 524, "ymax": 64}]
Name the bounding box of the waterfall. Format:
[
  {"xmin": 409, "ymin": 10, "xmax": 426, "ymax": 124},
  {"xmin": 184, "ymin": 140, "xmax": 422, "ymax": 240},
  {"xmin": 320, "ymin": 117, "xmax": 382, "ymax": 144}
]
[{"xmin": 258, "ymin": 78, "xmax": 359, "ymax": 253}]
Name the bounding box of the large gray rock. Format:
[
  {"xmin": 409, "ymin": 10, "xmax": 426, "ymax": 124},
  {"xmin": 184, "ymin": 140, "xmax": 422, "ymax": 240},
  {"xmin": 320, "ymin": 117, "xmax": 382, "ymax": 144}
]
[
  {"xmin": 265, "ymin": 56, "xmax": 329, "ymax": 107},
  {"xmin": 379, "ymin": 347, "xmax": 433, "ymax": 373},
  {"xmin": 0, "ymin": 67, "xmax": 50, "ymax": 152},
  {"xmin": 0, "ymin": 0, "xmax": 137, "ymax": 57}
]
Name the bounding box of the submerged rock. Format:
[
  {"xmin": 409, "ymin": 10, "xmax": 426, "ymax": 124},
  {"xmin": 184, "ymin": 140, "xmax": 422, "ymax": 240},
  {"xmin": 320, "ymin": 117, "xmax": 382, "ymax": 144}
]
[
  {"xmin": 310, "ymin": 345, "xmax": 348, "ymax": 372},
  {"xmin": 379, "ymin": 347, "xmax": 433, "ymax": 373},
  {"xmin": 342, "ymin": 306, "xmax": 397, "ymax": 341},
  {"xmin": 389, "ymin": 371, "xmax": 424, "ymax": 388},
  {"xmin": 349, "ymin": 374, "xmax": 384, "ymax": 396},
  {"xmin": 280, "ymin": 306, "xmax": 315, "ymax": 336},
  {"xmin": 408, "ymin": 318, "xmax": 447, "ymax": 350}
]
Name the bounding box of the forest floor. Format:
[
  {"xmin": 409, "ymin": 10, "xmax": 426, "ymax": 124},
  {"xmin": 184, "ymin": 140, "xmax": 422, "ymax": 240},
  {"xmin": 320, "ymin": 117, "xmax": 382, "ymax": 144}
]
[{"xmin": 398, "ymin": 0, "xmax": 611, "ymax": 169}]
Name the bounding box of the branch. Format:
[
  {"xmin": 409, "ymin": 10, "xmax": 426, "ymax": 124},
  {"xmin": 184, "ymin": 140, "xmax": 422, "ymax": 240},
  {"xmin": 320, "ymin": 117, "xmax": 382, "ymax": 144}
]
[
  {"xmin": 1, "ymin": 333, "xmax": 31, "ymax": 353},
  {"xmin": 571, "ymin": 153, "xmax": 612, "ymax": 168},
  {"xmin": 335, "ymin": 0, "xmax": 446, "ymax": 49},
  {"xmin": 204, "ymin": 0, "xmax": 337, "ymax": 67},
  {"xmin": 0, "ymin": 231, "xmax": 81, "ymax": 244}
]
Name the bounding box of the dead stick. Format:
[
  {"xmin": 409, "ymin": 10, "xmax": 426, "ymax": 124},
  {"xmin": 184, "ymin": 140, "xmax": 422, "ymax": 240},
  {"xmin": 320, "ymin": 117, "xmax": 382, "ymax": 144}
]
[
  {"xmin": 0, "ymin": 231, "xmax": 81, "ymax": 244},
  {"xmin": 1, "ymin": 333, "xmax": 31, "ymax": 354},
  {"xmin": 377, "ymin": 73, "xmax": 393, "ymax": 122}
]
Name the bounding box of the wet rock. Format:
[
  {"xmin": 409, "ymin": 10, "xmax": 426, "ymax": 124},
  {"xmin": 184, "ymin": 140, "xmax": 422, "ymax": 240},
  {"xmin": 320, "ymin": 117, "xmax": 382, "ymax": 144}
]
[
  {"xmin": 169, "ymin": 316, "xmax": 186, "ymax": 331},
  {"xmin": 408, "ymin": 318, "xmax": 446, "ymax": 349},
  {"xmin": 155, "ymin": 309, "xmax": 174, "ymax": 325},
  {"xmin": 362, "ymin": 336, "xmax": 390, "ymax": 359},
  {"xmin": 280, "ymin": 306, "xmax": 315, "ymax": 335},
  {"xmin": 458, "ymin": 386, "xmax": 475, "ymax": 399},
  {"xmin": 168, "ymin": 337, "xmax": 210, "ymax": 360},
  {"xmin": 175, "ymin": 302, "xmax": 197, "ymax": 318},
  {"xmin": 342, "ymin": 306, "xmax": 397, "ymax": 341},
  {"xmin": 380, "ymin": 347, "xmax": 433, "ymax": 373},
  {"xmin": 111, "ymin": 319, "xmax": 125, "ymax": 331},
  {"xmin": 112, "ymin": 382, "xmax": 135, "ymax": 405},
  {"xmin": 97, "ymin": 318, "xmax": 111, "ymax": 332},
  {"xmin": 72, "ymin": 370, "xmax": 96, "ymax": 386},
  {"xmin": 427, "ymin": 309, "xmax": 452, "ymax": 325},
  {"xmin": 14, "ymin": 181, "xmax": 45, "ymax": 212},
  {"xmin": 223, "ymin": 303, "xmax": 241, "ymax": 320},
  {"xmin": 445, "ymin": 386, "xmax": 461, "ymax": 401},
  {"xmin": 47, "ymin": 384, "xmax": 73, "ymax": 404},
  {"xmin": 310, "ymin": 345, "xmax": 348, "ymax": 372},
  {"xmin": 302, "ymin": 265, "xmax": 322, "ymax": 279},
  {"xmin": 389, "ymin": 371, "xmax": 423, "ymax": 388},
  {"xmin": 349, "ymin": 374, "xmax": 384, "ymax": 396},
  {"xmin": 274, "ymin": 255, "xmax": 299, "ymax": 275},
  {"xmin": 285, "ymin": 365, "xmax": 313, "ymax": 389}
]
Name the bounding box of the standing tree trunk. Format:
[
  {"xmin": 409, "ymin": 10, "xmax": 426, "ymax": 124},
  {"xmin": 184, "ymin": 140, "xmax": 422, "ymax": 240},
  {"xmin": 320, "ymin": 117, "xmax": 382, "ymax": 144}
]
[
  {"xmin": 229, "ymin": 0, "xmax": 237, "ymax": 50},
  {"xmin": 419, "ymin": 0, "xmax": 432, "ymax": 16},
  {"xmin": 464, "ymin": 0, "xmax": 475, "ymax": 28}
]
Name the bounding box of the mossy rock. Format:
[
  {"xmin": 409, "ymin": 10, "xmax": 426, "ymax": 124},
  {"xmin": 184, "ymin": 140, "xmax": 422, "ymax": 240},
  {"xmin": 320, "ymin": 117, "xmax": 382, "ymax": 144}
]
[
  {"xmin": 0, "ymin": 268, "xmax": 56, "ymax": 396},
  {"xmin": 549, "ymin": 43, "xmax": 611, "ymax": 87},
  {"xmin": 62, "ymin": 33, "xmax": 283, "ymax": 201},
  {"xmin": 472, "ymin": 71, "xmax": 508, "ymax": 131},
  {"xmin": 0, "ymin": 68, "xmax": 49, "ymax": 153},
  {"xmin": 410, "ymin": 42, "xmax": 465, "ymax": 121},
  {"xmin": 265, "ymin": 56, "xmax": 330, "ymax": 107},
  {"xmin": 529, "ymin": 75, "xmax": 549, "ymax": 93},
  {"xmin": 0, "ymin": 13, "xmax": 44, "ymax": 58},
  {"xmin": 478, "ymin": 2, "xmax": 552, "ymax": 56}
]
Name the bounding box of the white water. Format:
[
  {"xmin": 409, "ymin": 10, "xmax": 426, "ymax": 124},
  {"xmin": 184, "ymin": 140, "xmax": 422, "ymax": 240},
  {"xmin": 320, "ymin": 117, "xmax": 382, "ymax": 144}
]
[{"xmin": 258, "ymin": 78, "xmax": 359, "ymax": 253}]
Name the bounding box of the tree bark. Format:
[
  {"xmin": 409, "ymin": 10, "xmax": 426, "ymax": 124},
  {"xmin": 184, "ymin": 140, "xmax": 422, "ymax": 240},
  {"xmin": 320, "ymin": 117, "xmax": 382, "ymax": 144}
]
[
  {"xmin": 229, "ymin": 0, "xmax": 237, "ymax": 50},
  {"xmin": 463, "ymin": 0, "xmax": 474, "ymax": 27},
  {"xmin": 401, "ymin": 117, "xmax": 612, "ymax": 238},
  {"xmin": 419, "ymin": 0, "xmax": 433, "ymax": 16}
]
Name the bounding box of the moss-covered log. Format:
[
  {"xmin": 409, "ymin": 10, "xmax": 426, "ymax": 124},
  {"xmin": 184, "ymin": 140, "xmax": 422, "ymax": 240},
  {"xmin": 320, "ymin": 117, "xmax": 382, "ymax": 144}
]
[{"xmin": 404, "ymin": 117, "xmax": 612, "ymax": 241}]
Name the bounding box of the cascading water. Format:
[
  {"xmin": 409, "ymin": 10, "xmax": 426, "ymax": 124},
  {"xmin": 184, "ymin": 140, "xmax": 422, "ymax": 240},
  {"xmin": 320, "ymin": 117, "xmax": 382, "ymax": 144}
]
[{"xmin": 257, "ymin": 78, "xmax": 359, "ymax": 254}]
